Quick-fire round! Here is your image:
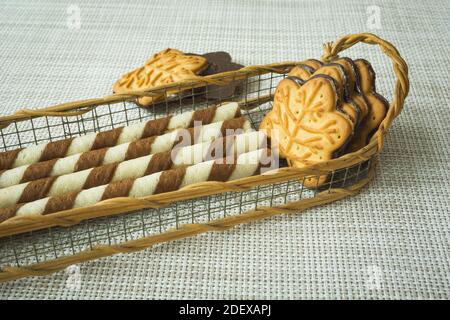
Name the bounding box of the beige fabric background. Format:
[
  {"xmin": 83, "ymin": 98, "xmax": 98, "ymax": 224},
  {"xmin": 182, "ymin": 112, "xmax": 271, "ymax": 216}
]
[{"xmin": 0, "ymin": 0, "xmax": 449, "ymax": 299}]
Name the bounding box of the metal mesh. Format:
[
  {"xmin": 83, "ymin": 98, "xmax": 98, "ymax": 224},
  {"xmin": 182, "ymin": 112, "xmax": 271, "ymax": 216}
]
[{"xmin": 0, "ymin": 71, "xmax": 375, "ymax": 272}]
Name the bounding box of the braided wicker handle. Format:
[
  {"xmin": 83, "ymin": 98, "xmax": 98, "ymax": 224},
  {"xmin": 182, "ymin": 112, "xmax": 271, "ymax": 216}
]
[{"xmin": 321, "ymin": 32, "xmax": 409, "ymax": 151}]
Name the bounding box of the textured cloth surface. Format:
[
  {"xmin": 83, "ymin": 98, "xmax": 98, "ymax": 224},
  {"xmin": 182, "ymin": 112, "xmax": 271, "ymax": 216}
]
[{"xmin": 0, "ymin": 0, "xmax": 449, "ymax": 299}]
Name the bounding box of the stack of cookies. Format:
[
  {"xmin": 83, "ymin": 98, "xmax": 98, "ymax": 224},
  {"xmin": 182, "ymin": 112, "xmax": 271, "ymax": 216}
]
[
  {"xmin": 260, "ymin": 57, "xmax": 388, "ymax": 187},
  {"xmin": 0, "ymin": 102, "xmax": 272, "ymax": 223},
  {"xmin": 113, "ymin": 49, "xmax": 244, "ymax": 107}
]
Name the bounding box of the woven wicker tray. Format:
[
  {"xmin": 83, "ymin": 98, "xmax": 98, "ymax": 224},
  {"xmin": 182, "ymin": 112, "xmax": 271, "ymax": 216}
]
[{"xmin": 0, "ymin": 33, "xmax": 408, "ymax": 282}]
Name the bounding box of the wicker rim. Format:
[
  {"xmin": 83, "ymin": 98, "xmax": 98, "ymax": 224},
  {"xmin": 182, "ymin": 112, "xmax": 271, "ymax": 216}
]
[{"xmin": 0, "ymin": 33, "xmax": 409, "ymax": 238}]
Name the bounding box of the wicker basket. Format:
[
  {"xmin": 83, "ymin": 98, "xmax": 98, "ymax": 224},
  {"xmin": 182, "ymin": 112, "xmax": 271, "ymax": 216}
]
[{"xmin": 0, "ymin": 33, "xmax": 408, "ymax": 282}]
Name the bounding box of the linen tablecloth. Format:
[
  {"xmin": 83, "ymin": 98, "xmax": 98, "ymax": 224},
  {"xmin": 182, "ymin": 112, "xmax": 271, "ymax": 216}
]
[{"xmin": 0, "ymin": 0, "xmax": 448, "ymax": 299}]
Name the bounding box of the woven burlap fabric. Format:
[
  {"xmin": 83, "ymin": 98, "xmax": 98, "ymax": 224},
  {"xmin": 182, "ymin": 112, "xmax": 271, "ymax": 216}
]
[{"xmin": 0, "ymin": 0, "xmax": 448, "ymax": 299}]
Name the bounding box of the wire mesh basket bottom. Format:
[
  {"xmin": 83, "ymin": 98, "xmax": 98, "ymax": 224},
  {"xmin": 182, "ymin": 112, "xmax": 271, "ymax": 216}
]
[
  {"xmin": 0, "ymin": 69, "xmax": 375, "ymax": 278},
  {"xmin": 0, "ymin": 158, "xmax": 372, "ymax": 271}
]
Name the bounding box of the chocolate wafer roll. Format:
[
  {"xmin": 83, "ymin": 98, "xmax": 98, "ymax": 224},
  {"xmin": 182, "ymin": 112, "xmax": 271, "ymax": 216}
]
[
  {"xmin": 0, "ymin": 148, "xmax": 272, "ymax": 222},
  {"xmin": 0, "ymin": 117, "xmax": 250, "ymax": 188},
  {"xmin": 0, "ymin": 102, "xmax": 241, "ymax": 171},
  {"xmin": 0, "ymin": 131, "xmax": 267, "ymax": 207}
]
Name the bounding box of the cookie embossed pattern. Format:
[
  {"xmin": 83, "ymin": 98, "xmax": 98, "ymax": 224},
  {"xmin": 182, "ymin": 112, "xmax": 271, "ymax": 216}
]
[
  {"xmin": 0, "ymin": 33, "xmax": 408, "ymax": 283},
  {"xmin": 113, "ymin": 48, "xmax": 209, "ymax": 107}
]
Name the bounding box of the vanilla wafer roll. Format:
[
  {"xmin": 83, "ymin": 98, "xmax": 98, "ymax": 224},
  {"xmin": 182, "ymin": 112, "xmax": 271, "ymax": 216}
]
[
  {"xmin": 0, "ymin": 148, "xmax": 272, "ymax": 222},
  {"xmin": 0, "ymin": 117, "xmax": 250, "ymax": 188},
  {"xmin": 0, "ymin": 131, "xmax": 267, "ymax": 207},
  {"xmin": 0, "ymin": 102, "xmax": 240, "ymax": 171}
]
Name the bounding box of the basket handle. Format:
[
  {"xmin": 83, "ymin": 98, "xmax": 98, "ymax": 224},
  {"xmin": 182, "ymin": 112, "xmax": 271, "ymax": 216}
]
[{"xmin": 321, "ymin": 32, "xmax": 409, "ymax": 151}]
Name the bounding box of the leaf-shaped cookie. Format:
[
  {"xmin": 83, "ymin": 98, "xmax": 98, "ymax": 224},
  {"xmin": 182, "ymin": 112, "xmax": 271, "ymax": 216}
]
[
  {"xmin": 312, "ymin": 60, "xmax": 371, "ymax": 128},
  {"xmin": 113, "ymin": 48, "xmax": 208, "ymax": 107},
  {"xmin": 260, "ymin": 75, "xmax": 353, "ymax": 186},
  {"xmin": 302, "ymin": 59, "xmax": 324, "ymax": 70},
  {"xmin": 332, "ymin": 57, "xmax": 357, "ymax": 96},
  {"xmin": 288, "ymin": 64, "xmax": 315, "ymax": 81},
  {"xmin": 313, "ymin": 63, "xmax": 349, "ymax": 101},
  {"xmin": 347, "ymin": 59, "xmax": 388, "ymax": 152},
  {"xmin": 332, "ymin": 57, "xmax": 369, "ymax": 122},
  {"xmin": 288, "ymin": 59, "xmax": 324, "ymax": 81}
]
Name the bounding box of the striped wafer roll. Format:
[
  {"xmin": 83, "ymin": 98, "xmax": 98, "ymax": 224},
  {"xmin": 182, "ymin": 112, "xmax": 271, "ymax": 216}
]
[
  {"xmin": 0, "ymin": 117, "xmax": 251, "ymax": 188},
  {"xmin": 0, "ymin": 148, "xmax": 272, "ymax": 222},
  {"xmin": 0, "ymin": 102, "xmax": 240, "ymax": 171},
  {"xmin": 0, "ymin": 131, "xmax": 267, "ymax": 207}
]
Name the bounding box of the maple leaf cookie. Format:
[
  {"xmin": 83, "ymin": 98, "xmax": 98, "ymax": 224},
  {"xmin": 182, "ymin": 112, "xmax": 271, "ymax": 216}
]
[
  {"xmin": 347, "ymin": 59, "xmax": 388, "ymax": 152},
  {"xmin": 113, "ymin": 49, "xmax": 208, "ymax": 107},
  {"xmin": 260, "ymin": 75, "xmax": 354, "ymax": 187},
  {"xmin": 288, "ymin": 59, "xmax": 324, "ymax": 81},
  {"xmin": 313, "ymin": 60, "xmax": 370, "ymax": 128}
]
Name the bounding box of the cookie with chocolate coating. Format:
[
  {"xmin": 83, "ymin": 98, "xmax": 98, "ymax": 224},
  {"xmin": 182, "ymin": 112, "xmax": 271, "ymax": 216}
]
[
  {"xmin": 288, "ymin": 64, "xmax": 316, "ymax": 81},
  {"xmin": 312, "ymin": 62, "xmax": 363, "ymax": 129},
  {"xmin": 302, "ymin": 59, "xmax": 323, "ymax": 70},
  {"xmin": 312, "ymin": 63, "xmax": 350, "ymax": 102},
  {"xmin": 347, "ymin": 59, "xmax": 388, "ymax": 152},
  {"xmin": 113, "ymin": 48, "xmax": 208, "ymax": 107},
  {"xmin": 332, "ymin": 57, "xmax": 358, "ymax": 97},
  {"xmin": 260, "ymin": 75, "xmax": 353, "ymax": 187}
]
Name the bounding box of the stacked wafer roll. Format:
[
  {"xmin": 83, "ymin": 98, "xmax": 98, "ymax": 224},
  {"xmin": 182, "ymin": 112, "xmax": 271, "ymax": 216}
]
[
  {"xmin": 0, "ymin": 102, "xmax": 240, "ymax": 171},
  {"xmin": 0, "ymin": 131, "xmax": 267, "ymax": 207},
  {"xmin": 0, "ymin": 102, "xmax": 277, "ymax": 224},
  {"xmin": 0, "ymin": 148, "xmax": 272, "ymax": 222},
  {"xmin": 0, "ymin": 116, "xmax": 250, "ymax": 187}
]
